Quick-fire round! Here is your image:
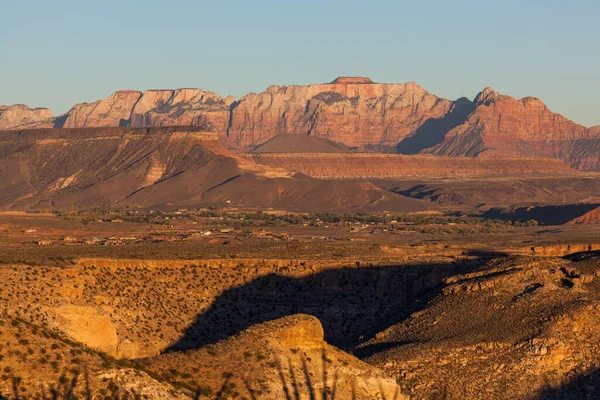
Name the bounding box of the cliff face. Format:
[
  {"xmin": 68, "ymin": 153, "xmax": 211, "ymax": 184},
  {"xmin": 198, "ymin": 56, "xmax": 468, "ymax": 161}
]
[
  {"xmin": 129, "ymin": 88, "xmax": 235, "ymax": 132},
  {"xmin": 60, "ymin": 88, "xmax": 234, "ymax": 131},
  {"xmin": 227, "ymin": 80, "xmax": 453, "ymax": 148},
  {"xmin": 0, "ymin": 104, "xmax": 54, "ymax": 130},
  {"xmin": 61, "ymin": 90, "xmax": 142, "ymax": 128},
  {"xmin": 427, "ymin": 88, "xmax": 600, "ymax": 158}
]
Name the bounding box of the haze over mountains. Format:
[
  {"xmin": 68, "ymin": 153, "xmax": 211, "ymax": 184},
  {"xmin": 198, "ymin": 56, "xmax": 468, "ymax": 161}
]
[{"xmin": 2, "ymin": 77, "xmax": 600, "ymax": 171}]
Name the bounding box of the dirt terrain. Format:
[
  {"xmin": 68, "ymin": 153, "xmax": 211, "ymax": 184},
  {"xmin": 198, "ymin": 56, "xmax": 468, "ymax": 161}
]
[{"xmin": 0, "ymin": 208, "xmax": 600, "ymax": 398}]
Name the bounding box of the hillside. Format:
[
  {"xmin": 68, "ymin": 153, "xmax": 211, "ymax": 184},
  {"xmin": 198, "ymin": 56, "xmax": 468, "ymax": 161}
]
[
  {"xmin": 144, "ymin": 315, "xmax": 405, "ymax": 400},
  {"xmin": 0, "ymin": 127, "xmax": 433, "ymax": 213},
  {"xmin": 359, "ymin": 254, "xmax": 600, "ymax": 399},
  {"xmin": 249, "ymin": 133, "xmax": 350, "ymax": 153},
  {"xmin": 0, "ymin": 315, "xmax": 188, "ymax": 399}
]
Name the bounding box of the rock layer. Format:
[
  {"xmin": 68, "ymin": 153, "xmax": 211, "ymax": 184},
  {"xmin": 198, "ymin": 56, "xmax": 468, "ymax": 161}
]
[{"xmin": 248, "ymin": 153, "xmax": 575, "ymax": 179}]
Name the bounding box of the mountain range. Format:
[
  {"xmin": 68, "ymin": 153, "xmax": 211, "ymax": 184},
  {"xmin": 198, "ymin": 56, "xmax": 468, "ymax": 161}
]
[{"xmin": 2, "ymin": 77, "xmax": 600, "ymax": 170}]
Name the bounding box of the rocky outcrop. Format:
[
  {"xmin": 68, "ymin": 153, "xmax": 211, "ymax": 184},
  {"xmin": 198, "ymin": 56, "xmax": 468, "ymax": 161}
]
[
  {"xmin": 61, "ymin": 90, "xmax": 142, "ymax": 128},
  {"xmin": 49, "ymin": 304, "xmax": 120, "ymax": 355},
  {"xmin": 129, "ymin": 88, "xmax": 235, "ymax": 131},
  {"xmin": 146, "ymin": 314, "xmax": 407, "ymax": 400},
  {"xmin": 227, "ymin": 79, "xmax": 453, "ymax": 148},
  {"xmin": 0, "ymin": 104, "xmax": 54, "ymax": 130}
]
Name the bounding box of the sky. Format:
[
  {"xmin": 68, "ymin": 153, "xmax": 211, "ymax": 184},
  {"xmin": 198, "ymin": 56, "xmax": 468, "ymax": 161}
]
[{"xmin": 2, "ymin": 0, "xmax": 600, "ymax": 126}]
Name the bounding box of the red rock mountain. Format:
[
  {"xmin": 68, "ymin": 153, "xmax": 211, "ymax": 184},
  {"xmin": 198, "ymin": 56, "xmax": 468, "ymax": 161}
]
[
  {"xmin": 2, "ymin": 78, "xmax": 600, "ymax": 169},
  {"xmin": 227, "ymin": 79, "xmax": 453, "ymax": 148}
]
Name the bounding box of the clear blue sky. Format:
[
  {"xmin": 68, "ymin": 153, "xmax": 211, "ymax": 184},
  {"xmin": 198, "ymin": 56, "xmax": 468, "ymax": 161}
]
[{"xmin": 2, "ymin": 0, "xmax": 599, "ymax": 126}]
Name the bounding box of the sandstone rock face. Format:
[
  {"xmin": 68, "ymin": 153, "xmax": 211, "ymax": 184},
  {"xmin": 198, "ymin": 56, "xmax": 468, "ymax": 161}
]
[
  {"xmin": 0, "ymin": 104, "xmax": 54, "ymax": 130},
  {"xmin": 227, "ymin": 80, "xmax": 453, "ymax": 148},
  {"xmin": 428, "ymin": 87, "xmax": 600, "ymax": 158},
  {"xmin": 129, "ymin": 88, "xmax": 235, "ymax": 132},
  {"xmin": 49, "ymin": 304, "xmax": 119, "ymax": 355},
  {"xmin": 59, "ymin": 88, "xmax": 234, "ymax": 131},
  {"xmin": 245, "ymin": 314, "xmax": 325, "ymax": 347},
  {"xmin": 61, "ymin": 90, "xmax": 142, "ymax": 128}
]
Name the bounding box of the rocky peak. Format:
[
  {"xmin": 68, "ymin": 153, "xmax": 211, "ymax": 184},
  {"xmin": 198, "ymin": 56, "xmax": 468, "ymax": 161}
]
[{"xmin": 475, "ymin": 87, "xmax": 501, "ymax": 105}]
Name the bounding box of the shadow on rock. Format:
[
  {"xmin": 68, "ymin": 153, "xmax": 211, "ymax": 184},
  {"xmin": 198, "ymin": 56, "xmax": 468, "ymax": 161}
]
[
  {"xmin": 167, "ymin": 259, "xmax": 484, "ymax": 353},
  {"xmin": 395, "ymin": 97, "xmax": 475, "ymax": 154}
]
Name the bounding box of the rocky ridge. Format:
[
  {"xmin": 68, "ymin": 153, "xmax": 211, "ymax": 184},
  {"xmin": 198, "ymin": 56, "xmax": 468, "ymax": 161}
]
[{"xmin": 3, "ymin": 78, "xmax": 600, "ymax": 169}]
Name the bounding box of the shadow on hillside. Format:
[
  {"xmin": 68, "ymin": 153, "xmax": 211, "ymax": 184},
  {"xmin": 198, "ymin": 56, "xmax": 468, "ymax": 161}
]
[
  {"xmin": 53, "ymin": 114, "xmax": 68, "ymax": 128},
  {"xmin": 535, "ymin": 368, "xmax": 600, "ymax": 399},
  {"xmin": 167, "ymin": 258, "xmax": 486, "ymax": 354},
  {"xmin": 463, "ymin": 250, "xmax": 510, "ymax": 258},
  {"xmin": 483, "ymin": 204, "xmax": 600, "ymax": 226},
  {"xmin": 395, "ymin": 97, "xmax": 475, "ymax": 154}
]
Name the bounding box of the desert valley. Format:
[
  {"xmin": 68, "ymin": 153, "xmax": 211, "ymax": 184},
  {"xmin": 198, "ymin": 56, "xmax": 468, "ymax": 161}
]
[{"xmin": 1, "ymin": 76, "xmax": 600, "ymax": 400}]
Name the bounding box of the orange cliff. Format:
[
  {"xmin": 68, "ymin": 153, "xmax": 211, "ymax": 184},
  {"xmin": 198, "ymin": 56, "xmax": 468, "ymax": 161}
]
[{"xmin": 227, "ymin": 79, "xmax": 453, "ymax": 148}]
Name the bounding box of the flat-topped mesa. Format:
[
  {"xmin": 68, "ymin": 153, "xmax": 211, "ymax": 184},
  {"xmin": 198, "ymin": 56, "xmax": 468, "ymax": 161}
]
[{"xmin": 330, "ymin": 76, "xmax": 374, "ymax": 84}]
